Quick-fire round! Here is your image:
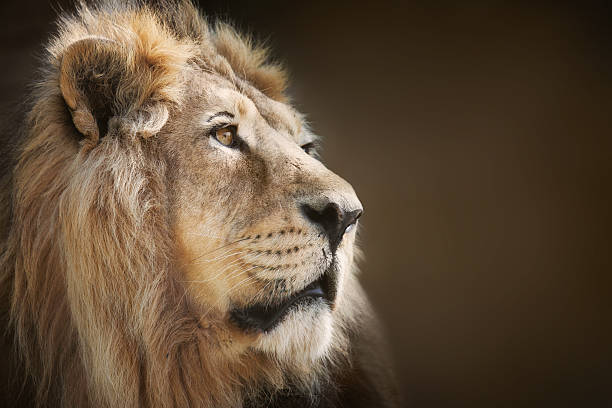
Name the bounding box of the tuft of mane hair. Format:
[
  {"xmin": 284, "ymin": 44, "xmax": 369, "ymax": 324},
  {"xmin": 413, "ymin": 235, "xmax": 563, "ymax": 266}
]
[{"xmin": 0, "ymin": 1, "xmax": 398, "ymax": 407}]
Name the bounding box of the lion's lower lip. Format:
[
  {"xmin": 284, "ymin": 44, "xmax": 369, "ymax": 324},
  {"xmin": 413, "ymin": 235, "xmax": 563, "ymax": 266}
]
[{"xmin": 230, "ymin": 265, "xmax": 336, "ymax": 333}]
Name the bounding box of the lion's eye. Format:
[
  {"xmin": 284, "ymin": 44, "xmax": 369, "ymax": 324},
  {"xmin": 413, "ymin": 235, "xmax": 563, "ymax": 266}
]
[
  {"xmin": 213, "ymin": 125, "xmax": 237, "ymax": 147},
  {"xmin": 300, "ymin": 142, "xmax": 316, "ymax": 155}
]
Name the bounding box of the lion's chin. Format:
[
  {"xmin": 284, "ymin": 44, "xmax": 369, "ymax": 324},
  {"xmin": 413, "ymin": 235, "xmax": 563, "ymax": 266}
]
[
  {"xmin": 253, "ymin": 303, "xmax": 334, "ymax": 363},
  {"xmin": 230, "ymin": 263, "xmax": 338, "ymax": 332}
]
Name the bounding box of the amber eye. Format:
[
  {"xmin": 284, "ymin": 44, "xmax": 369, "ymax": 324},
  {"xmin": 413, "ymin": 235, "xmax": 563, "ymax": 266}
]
[{"xmin": 213, "ymin": 125, "xmax": 237, "ymax": 147}]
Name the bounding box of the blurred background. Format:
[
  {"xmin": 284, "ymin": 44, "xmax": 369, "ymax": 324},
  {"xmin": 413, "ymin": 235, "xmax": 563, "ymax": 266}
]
[{"xmin": 1, "ymin": 1, "xmax": 611, "ymax": 406}]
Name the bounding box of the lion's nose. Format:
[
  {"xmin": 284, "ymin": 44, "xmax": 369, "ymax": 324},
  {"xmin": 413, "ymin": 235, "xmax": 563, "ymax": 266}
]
[{"xmin": 301, "ymin": 202, "xmax": 363, "ymax": 253}]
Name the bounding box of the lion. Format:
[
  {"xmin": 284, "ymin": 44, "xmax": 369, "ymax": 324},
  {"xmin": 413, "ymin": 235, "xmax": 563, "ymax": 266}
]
[{"xmin": 0, "ymin": 1, "xmax": 398, "ymax": 407}]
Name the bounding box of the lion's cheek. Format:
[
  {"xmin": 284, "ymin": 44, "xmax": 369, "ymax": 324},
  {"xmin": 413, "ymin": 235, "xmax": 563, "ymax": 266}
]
[{"xmin": 172, "ymin": 212, "xmax": 230, "ymax": 307}]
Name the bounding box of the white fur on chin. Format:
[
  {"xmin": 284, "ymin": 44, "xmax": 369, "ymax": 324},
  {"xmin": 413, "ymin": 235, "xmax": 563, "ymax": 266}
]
[{"xmin": 254, "ymin": 302, "xmax": 334, "ymax": 364}]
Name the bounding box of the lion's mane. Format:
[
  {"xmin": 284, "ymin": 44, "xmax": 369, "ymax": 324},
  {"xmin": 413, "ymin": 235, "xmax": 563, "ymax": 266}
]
[{"xmin": 0, "ymin": 1, "xmax": 397, "ymax": 407}]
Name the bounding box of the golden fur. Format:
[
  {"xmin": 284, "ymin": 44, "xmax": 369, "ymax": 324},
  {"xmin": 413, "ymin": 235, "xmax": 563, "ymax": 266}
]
[{"xmin": 0, "ymin": 1, "xmax": 397, "ymax": 407}]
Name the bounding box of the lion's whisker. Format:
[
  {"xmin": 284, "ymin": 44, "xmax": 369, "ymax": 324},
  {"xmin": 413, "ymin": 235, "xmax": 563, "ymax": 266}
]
[
  {"xmin": 220, "ymin": 252, "xmax": 269, "ymax": 281},
  {"xmin": 191, "ymin": 249, "xmax": 246, "ymax": 265},
  {"xmin": 184, "ymin": 251, "xmax": 268, "ymax": 284},
  {"xmin": 183, "ymin": 256, "xmax": 247, "ymax": 284},
  {"xmin": 185, "ymin": 232, "xmax": 229, "ymax": 239},
  {"xmin": 252, "ymin": 279, "xmax": 277, "ymax": 303},
  {"xmin": 187, "ymin": 237, "xmax": 250, "ymax": 264}
]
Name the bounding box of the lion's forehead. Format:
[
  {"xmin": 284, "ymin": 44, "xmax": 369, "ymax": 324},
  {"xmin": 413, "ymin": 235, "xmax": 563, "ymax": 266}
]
[
  {"xmin": 243, "ymin": 84, "xmax": 303, "ymax": 142},
  {"xmin": 190, "ymin": 72, "xmax": 305, "ymax": 144}
]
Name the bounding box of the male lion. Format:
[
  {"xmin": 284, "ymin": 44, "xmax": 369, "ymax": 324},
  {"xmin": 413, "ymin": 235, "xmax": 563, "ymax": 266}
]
[{"xmin": 0, "ymin": 1, "xmax": 397, "ymax": 407}]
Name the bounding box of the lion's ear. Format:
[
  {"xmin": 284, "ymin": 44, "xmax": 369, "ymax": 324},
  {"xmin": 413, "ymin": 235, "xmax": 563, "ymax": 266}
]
[
  {"xmin": 60, "ymin": 37, "xmax": 129, "ymax": 142},
  {"xmin": 60, "ymin": 37, "xmax": 171, "ymax": 143}
]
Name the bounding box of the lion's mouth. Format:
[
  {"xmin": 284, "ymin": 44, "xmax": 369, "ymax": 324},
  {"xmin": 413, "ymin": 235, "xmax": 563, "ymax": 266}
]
[{"xmin": 230, "ymin": 264, "xmax": 337, "ymax": 333}]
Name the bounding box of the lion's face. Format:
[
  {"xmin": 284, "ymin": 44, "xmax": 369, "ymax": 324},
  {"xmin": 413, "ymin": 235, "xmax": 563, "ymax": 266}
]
[
  {"xmin": 164, "ymin": 72, "xmax": 362, "ymax": 361},
  {"xmin": 4, "ymin": 4, "xmax": 399, "ymax": 406}
]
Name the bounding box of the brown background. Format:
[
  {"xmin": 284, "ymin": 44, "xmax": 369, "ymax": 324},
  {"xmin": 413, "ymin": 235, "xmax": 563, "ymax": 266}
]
[{"xmin": 1, "ymin": 1, "xmax": 611, "ymax": 407}]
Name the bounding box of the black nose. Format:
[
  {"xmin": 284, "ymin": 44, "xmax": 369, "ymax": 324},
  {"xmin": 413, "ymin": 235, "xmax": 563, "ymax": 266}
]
[{"xmin": 301, "ymin": 202, "xmax": 362, "ymax": 252}]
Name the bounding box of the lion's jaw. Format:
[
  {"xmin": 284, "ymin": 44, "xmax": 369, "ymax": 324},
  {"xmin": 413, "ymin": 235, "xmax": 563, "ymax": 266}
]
[{"xmin": 170, "ymin": 77, "xmax": 362, "ymax": 365}]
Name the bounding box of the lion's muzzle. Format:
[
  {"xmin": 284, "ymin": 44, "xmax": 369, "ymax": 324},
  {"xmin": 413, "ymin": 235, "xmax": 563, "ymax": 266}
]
[
  {"xmin": 301, "ymin": 201, "xmax": 362, "ymax": 254},
  {"xmin": 230, "ymin": 261, "xmax": 338, "ymax": 332}
]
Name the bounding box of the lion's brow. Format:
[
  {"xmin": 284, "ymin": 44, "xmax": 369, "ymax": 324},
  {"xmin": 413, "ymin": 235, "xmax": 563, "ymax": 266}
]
[{"xmin": 206, "ymin": 111, "xmax": 235, "ymax": 122}]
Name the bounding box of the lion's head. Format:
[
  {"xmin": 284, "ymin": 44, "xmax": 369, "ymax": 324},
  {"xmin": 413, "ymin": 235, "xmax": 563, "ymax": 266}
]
[{"xmin": 0, "ymin": 1, "xmax": 396, "ymax": 407}]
